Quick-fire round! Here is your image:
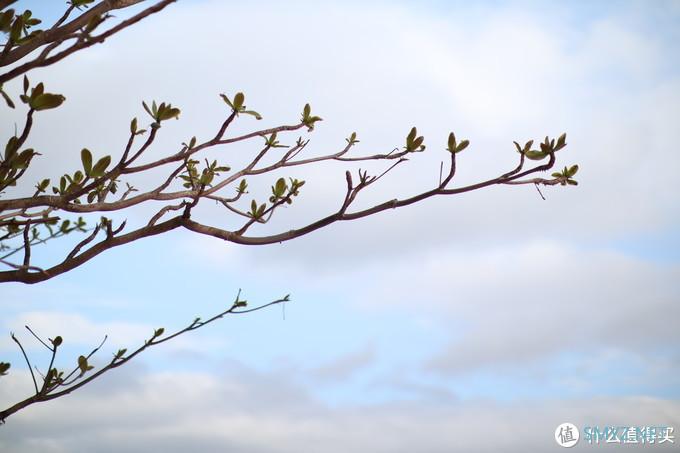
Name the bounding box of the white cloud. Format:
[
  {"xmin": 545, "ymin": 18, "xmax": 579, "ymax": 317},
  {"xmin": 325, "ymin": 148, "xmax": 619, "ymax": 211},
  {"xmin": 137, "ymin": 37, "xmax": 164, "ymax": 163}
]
[
  {"xmin": 344, "ymin": 240, "xmax": 680, "ymax": 375},
  {"xmin": 1, "ymin": 365, "xmax": 678, "ymax": 452},
  {"xmin": 311, "ymin": 345, "xmax": 376, "ymax": 382},
  {"xmin": 0, "ymin": 311, "xmax": 227, "ymax": 365},
  {"xmin": 2, "ymin": 312, "xmax": 150, "ymax": 348}
]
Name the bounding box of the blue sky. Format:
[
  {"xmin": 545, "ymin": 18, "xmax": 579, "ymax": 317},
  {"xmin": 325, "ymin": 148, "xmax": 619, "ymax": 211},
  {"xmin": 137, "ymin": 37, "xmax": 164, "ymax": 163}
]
[{"xmin": 1, "ymin": 0, "xmax": 679, "ymax": 451}]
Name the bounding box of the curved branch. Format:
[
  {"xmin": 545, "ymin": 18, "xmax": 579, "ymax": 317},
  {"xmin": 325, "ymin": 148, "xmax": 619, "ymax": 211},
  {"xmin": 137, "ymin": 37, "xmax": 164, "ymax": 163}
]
[{"xmin": 0, "ymin": 215, "xmax": 182, "ymax": 283}]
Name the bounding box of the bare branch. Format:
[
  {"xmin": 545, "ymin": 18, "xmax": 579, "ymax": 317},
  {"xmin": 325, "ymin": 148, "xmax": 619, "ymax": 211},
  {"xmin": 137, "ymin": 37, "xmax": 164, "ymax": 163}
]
[
  {"xmin": 24, "ymin": 325, "xmax": 51, "ymax": 351},
  {"xmin": 21, "ymin": 221, "xmax": 30, "ymax": 268},
  {"xmin": 11, "ymin": 333, "xmax": 38, "ymax": 394}
]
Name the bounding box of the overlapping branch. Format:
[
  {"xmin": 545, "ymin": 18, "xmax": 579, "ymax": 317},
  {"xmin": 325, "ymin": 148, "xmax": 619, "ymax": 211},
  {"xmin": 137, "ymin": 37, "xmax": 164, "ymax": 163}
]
[
  {"xmin": 0, "ymin": 86, "xmax": 577, "ymax": 284},
  {"xmin": 0, "ymin": 1, "xmax": 175, "ymax": 85}
]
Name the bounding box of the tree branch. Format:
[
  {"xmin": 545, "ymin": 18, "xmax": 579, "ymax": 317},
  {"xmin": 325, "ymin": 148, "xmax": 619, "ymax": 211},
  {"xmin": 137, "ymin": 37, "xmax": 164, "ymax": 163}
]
[
  {"xmin": 0, "ymin": 291, "xmax": 290, "ymax": 423},
  {"xmin": 0, "ymin": 1, "xmax": 176, "ymax": 84}
]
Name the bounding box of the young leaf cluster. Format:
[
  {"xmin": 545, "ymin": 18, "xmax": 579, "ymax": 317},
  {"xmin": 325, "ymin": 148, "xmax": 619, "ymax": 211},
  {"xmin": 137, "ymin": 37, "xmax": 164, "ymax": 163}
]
[
  {"xmin": 446, "ymin": 132, "xmax": 469, "ymax": 154},
  {"xmin": 220, "ymin": 92, "xmax": 262, "ymax": 120},
  {"xmin": 0, "ymin": 137, "xmax": 36, "ymax": 191},
  {"xmin": 178, "ymin": 159, "xmax": 230, "ymax": 189},
  {"xmin": 263, "ymin": 132, "xmax": 288, "ymax": 149},
  {"xmin": 268, "ymin": 177, "xmax": 305, "ymax": 204},
  {"xmin": 513, "ymin": 133, "xmax": 567, "ymax": 161},
  {"xmin": 19, "ymin": 77, "xmax": 65, "ymax": 111},
  {"xmin": 552, "ymin": 164, "xmax": 579, "ymax": 186},
  {"xmin": 346, "ymin": 132, "xmax": 360, "ymax": 146},
  {"xmin": 0, "ymin": 6, "xmax": 42, "ymax": 50},
  {"xmin": 404, "ymin": 127, "xmax": 426, "ymax": 152},
  {"xmin": 301, "ymin": 103, "xmax": 322, "ymax": 131},
  {"xmin": 142, "ymin": 100, "xmax": 180, "ymax": 127}
]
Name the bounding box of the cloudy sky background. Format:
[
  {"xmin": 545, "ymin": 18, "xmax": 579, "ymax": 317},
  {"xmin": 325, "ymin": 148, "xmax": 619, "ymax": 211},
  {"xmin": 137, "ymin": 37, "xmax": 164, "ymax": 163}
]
[{"xmin": 1, "ymin": 0, "xmax": 679, "ymax": 451}]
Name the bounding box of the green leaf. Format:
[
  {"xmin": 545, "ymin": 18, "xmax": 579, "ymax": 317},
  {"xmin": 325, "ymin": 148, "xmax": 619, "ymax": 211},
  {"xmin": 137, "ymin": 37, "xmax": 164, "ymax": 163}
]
[
  {"xmin": 5, "ymin": 135, "xmax": 18, "ymax": 159},
  {"xmin": 157, "ymin": 105, "xmax": 180, "ymax": 121},
  {"xmin": 45, "ymin": 368, "xmax": 58, "ymax": 384},
  {"xmin": 524, "ymin": 150, "xmax": 547, "ymax": 161},
  {"xmin": 9, "ymin": 16, "xmax": 22, "ymax": 42},
  {"xmin": 11, "ymin": 148, "xmax": 34, "ymax": 169},
  {"xmin": 219, "ymin": 93, "xmax": 234, "ymax": 109},
  {"xmin": 0, "ymin": 10, "xmax": 14, "ymax": 33},
  {"xmin": 513, "ymin": 141, "xmax": 522, "ymax": 153},
  {"xmin": 0, "ymin": 84, "xmax": 15, "ymax": 108},
  {"xmin": 233, "ymin": 92, "xmax": 245, "ymax": 111},
  {"xmin": 199, "ymin": 171, "xmax": 213, "ymax": 186},
  {"xmin": 90, "ymin": 155, "xmax": 111, "ymax": 178},
  {"xmin": 31, "ymin": 93, "xmax": 65, "ymax": 111},
  {"xmin": 405, "ymin": 127, "xmax": 424, "ymax": 152},
  {"xmin": 273, "ymin": 177, "xmax": 287, "ymax": 198},
  {"xmin": 77, "ymin": 355, "xmax": 93, "ymax": 374},
  {"xmin": 455, "ymin": 139, "xmax": 469, "ymax": 153},
  {"xmin": 114, "ymin": 348, "xmax": 127, "ymax": 359},
  {"xmin": 51, "ymin": 336, "xmax": 63, "ymax": 347},
  {"xmin": 0, "ymin": 362, "xmax": 10, "ymax": 376},
  {"xmin": 81, "ymin": 148, "xmax": 92, "ymax": 176},
  {"xmin": 130, "ymin": 117, "xmax": 137, "ymax": 134},
  {"xmin": 36, "ymin": 178, "xmax": 49, "ymax": 192},
  {"xmin": 242, "ymin": 110, "xmax": 262, "ymax": 120},
  {"xmin": 142, "ymin": 100, "xmax": 153, "ymax": 118},
  {"xmin": 60, "ymin": 219, "xmax": 71, "ymax": 233},
  {"xmin": 407, "ymin": 127, "xmax": 417, "ymax": 146},
  {"xmin": 346, "ymin": 132, "xmax": 359, "ymax": 145},
  {"xmin": 301, "ymin": 103, "xmax": 322, "ymax": 130},
  {"xmin": 448, "ymin": 132, "xmax": 457, "ymax": 153},
  {"xmin": 567, "ymin": 164, "xmax": 578, "ymax": 177},
  {"xmin": 154, "ymin": 327, "xmax": 164, "ymax": 337}
]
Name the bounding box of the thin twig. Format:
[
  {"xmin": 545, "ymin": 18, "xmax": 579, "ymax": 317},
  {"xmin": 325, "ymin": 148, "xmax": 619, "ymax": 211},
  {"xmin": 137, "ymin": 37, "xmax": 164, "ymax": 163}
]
[
  {"xmin": 24, "ymin": 326, "xmax": 52, "ymax": 351},
  {"xmin": 11, "ymin": 334, "xmax": 38, "ymax": 394},
  {"xmin": 534, "ymin": 183, "xmax": 546, "ymax": 200}
]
